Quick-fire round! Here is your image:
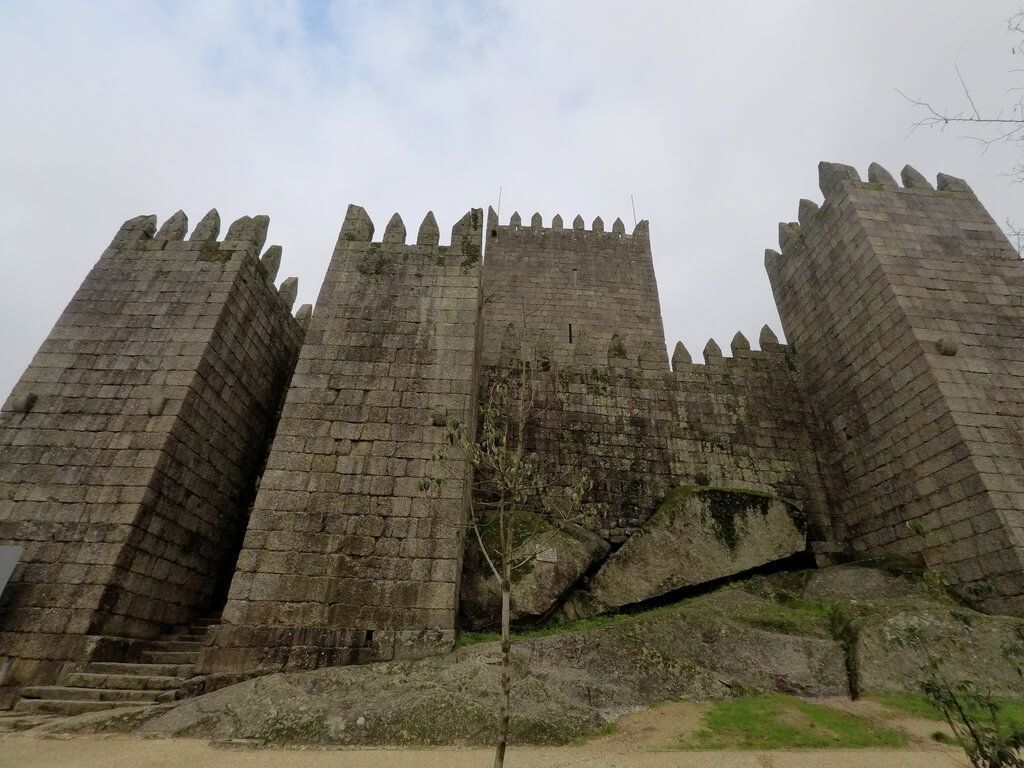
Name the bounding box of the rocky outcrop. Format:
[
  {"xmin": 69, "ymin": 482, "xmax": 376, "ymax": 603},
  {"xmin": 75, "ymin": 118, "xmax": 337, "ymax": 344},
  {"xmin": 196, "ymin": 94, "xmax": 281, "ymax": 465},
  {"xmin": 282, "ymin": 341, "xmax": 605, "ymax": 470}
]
[
  {"xmin": 53, "ymin": 585, "xmax": 849, "ymax": 746},
  {"xmin": 851, "ymin": 597, "xmax": 1024, "ymax": 698},
  {"xmin": 582, "ymin": 486, "xmax": 806, "ymax": 613},
  {"xmin": 801, "ymin": 563, "xmax": 919, "ymax": 601},
  {"xmin": 39, "ymin": 563, "xmax": 1024, "ymax": 747},
  {"xmin": 460, "ymin": 511, "xmax": 609, "ymax": 630}
]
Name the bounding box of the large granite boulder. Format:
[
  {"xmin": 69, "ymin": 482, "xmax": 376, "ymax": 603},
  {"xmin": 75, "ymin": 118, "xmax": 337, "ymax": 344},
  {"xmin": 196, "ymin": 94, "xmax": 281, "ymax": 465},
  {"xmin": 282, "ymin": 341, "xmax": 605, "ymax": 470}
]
[
  {"xmin": 802, "ymin": 563, "xmax": 919, "ymax": 601},
  {"xmin": 460, "ymin": 510, "xmax": 609, "ymax": 630},
  {"xmin": 850, "ymin": 597, "xmax": 1024, "ymax": 698},
  {"xmin": 585, "ymin": 486, "xmax": 807, "ymax": 612}
]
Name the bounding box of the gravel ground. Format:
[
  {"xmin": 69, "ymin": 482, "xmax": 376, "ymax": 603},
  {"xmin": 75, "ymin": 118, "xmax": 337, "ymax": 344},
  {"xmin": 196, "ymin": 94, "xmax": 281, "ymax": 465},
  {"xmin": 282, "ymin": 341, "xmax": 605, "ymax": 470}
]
[
  {"xmin": 0, "ymin": 733, "xmax": 969, "ymax": 768},
  {"xmin": 4, "ymin": 697, "xmax": 970, "ymax": 768}
]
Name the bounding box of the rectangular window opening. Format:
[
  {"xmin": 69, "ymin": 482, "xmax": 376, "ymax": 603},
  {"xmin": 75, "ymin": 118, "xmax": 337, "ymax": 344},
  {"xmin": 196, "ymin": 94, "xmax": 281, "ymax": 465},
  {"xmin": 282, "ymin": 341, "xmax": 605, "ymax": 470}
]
[{"xmin": 568, "ymin": 323, "xmax": 573, "ymax": 344}]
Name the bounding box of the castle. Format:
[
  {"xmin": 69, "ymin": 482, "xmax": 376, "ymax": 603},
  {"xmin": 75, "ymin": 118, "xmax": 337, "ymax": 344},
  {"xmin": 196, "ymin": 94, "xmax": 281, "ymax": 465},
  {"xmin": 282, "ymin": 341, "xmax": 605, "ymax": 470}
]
[{"xmin": 2, "ymin": 161, "xmax": 1023, "ymax": 711}]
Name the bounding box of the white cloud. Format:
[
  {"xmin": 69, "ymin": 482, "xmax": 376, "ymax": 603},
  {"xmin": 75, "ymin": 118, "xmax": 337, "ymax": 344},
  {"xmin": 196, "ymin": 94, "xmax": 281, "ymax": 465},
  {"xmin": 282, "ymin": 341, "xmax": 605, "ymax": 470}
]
[{"xmin": 2, "ymin": 0, "xmax": 1023, "ymax": 398}]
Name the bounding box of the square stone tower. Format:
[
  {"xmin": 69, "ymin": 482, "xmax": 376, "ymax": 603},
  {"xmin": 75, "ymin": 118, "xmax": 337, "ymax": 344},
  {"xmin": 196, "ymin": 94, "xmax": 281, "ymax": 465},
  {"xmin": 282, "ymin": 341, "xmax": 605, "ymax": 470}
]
[
  {"xmin": 481, "ymin": 209, "xmax": 667, "ymax": 368},
  {"xmin": 199, "ymin": 207, "xmax": 483, "ymax": 677},
  {"xmin": 767, "ymin": 162, "xmax": 1024, "ymax": 614},
  {"xmin": 0, "ymin": 211, "xmax": 304, "ymax": 685}
]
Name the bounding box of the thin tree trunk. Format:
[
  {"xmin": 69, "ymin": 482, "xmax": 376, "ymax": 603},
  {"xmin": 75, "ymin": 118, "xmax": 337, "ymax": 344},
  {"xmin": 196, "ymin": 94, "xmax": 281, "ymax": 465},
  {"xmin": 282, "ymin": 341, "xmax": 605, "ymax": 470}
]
[{"xmin": 494, "ymin": 563, "xmax": 512, "ymax": 767}]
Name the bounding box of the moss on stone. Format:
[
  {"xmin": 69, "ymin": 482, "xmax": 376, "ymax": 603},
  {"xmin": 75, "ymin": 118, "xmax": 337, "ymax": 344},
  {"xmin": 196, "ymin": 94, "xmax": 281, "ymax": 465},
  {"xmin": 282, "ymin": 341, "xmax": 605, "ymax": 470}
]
[
  {"xmin": 656, "ymin": 484, "xmax": 805, "ymax": 552},
  {"xmin": 356, "ymin": 243, "xmax": 397, "ymax": 275},
  {"xmin": 248, "ymin": 710, "xmax": 329, "ymax": 745},
  {"xmin": 197, "ymin": 242, "xmax": 230, "ymax": 263},
  {"xmin": 586, "ymin": 366, "xmax": 611, "ymax": 396},
  {"xmin": 703, "ymin": 489, "xmax": 772, "ymax": 551},
  {"xmin": 608, "ymin": 336, "xmax": 628, "ymax": 359},
  {"xmin": 459, "ymin": 235, "xmax": 481, "ymax": 270}
]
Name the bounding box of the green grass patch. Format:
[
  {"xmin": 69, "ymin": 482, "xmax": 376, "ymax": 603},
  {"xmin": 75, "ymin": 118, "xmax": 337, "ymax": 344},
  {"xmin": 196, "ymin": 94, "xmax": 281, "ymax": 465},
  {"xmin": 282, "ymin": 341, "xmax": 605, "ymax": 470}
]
[
  {"xmin": 457, "ymin": 630, "xmax": 500, "ymax": 647},
  {"xmin": 871, "ymin": 693, "xmax": 945, "ymax": 720},
  {"xmin": 732, "ymin": 596, "xmax": 833, "ymax": 637},
  {"xmin": 681, "ymin": 695, "xmax": 907, "ymax": 750},
  {"xmin": 457, "ymin": 572, "xmax": 835, "ymax": 649},
  {"xmin": 872, "ymin": 693, "xmax": 1024, "ymax": 737}
]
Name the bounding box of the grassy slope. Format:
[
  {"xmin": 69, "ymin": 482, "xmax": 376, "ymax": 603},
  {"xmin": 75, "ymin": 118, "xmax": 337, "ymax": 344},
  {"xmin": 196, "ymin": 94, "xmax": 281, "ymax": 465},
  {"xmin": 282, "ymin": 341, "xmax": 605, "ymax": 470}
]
[
  {"xmin": 682, "ymin": 694, "xmax": 907, "ymax": 750},
  {"xmin": 873, "ymin": 693, "xmax": 1024, "ymax": 738}
]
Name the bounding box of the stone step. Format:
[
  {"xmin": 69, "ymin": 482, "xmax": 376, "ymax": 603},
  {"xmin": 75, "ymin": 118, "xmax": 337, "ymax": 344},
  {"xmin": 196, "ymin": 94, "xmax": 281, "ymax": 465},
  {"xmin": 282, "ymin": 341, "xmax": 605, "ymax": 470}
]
[
  {"xmin": 139, "ymin": 639, "xmax": 203, "ymax": 653},
  {"xmin": 21, "ymin": 685, "xmax": 171, "ymax": 704},
  {"xmin": 83, "ymin": 661, "xmax": 192, "ymax": 677},
  {"xmin": 0, "ymin": 712, "xmax": 56, "ymax": 731},
  {"xmin": 14, "ymin": 698, "xmax": 149, "ymax": 716},
  {"xmin": 140, "ymin": 650, "xmax": 199, "ymax": 665},
  {"xmin": 163, "ymin": 632, "xmax": 207, "ymax": 642},
  {"xmin": 65, "ymin": 672, "xmax": 183, "ymax": 691}
]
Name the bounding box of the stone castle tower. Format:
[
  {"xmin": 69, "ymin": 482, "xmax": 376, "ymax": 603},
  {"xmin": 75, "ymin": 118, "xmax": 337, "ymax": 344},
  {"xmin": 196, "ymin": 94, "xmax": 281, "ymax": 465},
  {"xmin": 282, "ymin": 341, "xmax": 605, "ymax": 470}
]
[
  {"xmin": 767, "ymin": 163, "xmax": 1024, "ymax": 615},
  {"xmin": 1, "ymin": 161, "xmax": 1022, "ymax": 702}
]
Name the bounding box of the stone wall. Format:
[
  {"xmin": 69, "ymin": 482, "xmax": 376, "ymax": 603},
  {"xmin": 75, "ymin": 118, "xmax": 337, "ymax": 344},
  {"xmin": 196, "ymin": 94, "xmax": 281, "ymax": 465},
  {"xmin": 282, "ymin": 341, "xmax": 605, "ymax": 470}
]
[
  {"xmin": 481, "ymin": 208, "xmax": 667, "ymax": 369},
  {"xmin": 0, "ymin": 211, "xmax": 304, "ymax": 684},
  {"xmin": 667, "ymin": 334, "xmax": 836, "ymax": 547},
  {"xmin": 484, "ymin": 326, "xmax": 833, "ymax": 549},
  {"xmin": 199, "ymin": 206, "xmax": 483, "ymax": 676},
  {"xmin": 767, "ymin": 161, "xmax": 1024, "ymax": 614}
]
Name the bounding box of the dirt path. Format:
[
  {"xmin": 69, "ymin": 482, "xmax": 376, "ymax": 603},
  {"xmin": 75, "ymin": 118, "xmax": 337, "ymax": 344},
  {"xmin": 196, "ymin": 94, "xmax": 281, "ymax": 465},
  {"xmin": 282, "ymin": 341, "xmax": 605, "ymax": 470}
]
[
  {"xmin": 2, "ymin": 732, "xmax": 970, "ymax": 768},
  {"xmin": 2, "ymin": 697, "xmax": 971, "ymax": 767}
]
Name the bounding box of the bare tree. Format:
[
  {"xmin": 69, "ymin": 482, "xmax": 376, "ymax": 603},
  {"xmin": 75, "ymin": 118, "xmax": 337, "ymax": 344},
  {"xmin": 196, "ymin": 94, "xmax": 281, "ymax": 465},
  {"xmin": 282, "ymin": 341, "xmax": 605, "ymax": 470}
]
[
  {"xmin": 900, "ymin": 10, "xmax": 1024, "ymax": 251},
  {"xmin": 902, "ymin": 11, "xmax": 1024, "ymax": 165},
  {"xmin": 892, "ymin": 604, "xmax": 1024, "ymax": 767},
  {"xmin": 423, "ymin": 356, "xmax": 594, "ymax": 768}
]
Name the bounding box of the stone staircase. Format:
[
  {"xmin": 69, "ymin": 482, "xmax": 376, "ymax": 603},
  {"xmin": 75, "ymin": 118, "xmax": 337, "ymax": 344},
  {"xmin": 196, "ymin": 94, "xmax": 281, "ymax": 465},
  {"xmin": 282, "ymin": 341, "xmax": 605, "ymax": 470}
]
[{"xmin": 11, "ymin": 616, "xmax": 217, "ymax": 718}]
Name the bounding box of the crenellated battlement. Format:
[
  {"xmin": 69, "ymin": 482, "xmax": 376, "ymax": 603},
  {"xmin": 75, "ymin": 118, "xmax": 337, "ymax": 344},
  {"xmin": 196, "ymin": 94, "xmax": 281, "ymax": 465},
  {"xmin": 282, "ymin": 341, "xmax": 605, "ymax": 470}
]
[
  {"xmin": 481, "ymin": 316, "xmax": 827, "ymax": 546},
  {"xmin": 481, "ymin": 202, "xmax": 663, "ymax": 371},
  {"xmin": 765, "ymin": 161, "xmax": 987, "ymax": 275},
  {"xmin": 668, "ymin": 325, "xmax": 788, "ymax": 371},
  {"xmin": 338, "ymin": 204, "xmax": 483, "ymax": 250},
  {"xmin": 108, "ymin": 209, "xmax": 309, "ymax": 322},
  {"xmin": 485, "ymin": 206, "xmax": 645, "ymax": 240},
  {"xmin": 493, "ymin": 321, "xmax": 789, "ymax": 382},
  {"xmin": 0, "ymin": 203, "xmax": 308, "ymax": 685}
]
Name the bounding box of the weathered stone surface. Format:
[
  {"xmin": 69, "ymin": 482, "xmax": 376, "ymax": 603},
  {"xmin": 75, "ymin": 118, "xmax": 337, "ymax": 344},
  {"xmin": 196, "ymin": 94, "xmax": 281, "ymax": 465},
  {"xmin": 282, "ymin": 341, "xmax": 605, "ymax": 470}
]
[
  {"xmin": 767, "ymin": 161, "xmax": 1024, "ymax": 615},
  {"xmin": 703, "ymin": 337, "xmax": 722, "ymax": 361},
  {"xmin": 670, "ymin": 340, "xmax": 691, "ymax": 369},
  {"xmin": 801, "ymin": 564, "xmax": 918, "ymax": 601},
  {"xmin": 416, "ymin": 211, "xmax": 439, "ymax": 246},
  {"xmin": 259, "ymin": 245, "xmax": 282, "ymax": 283},
  {"xmin": 0, "ymin": 213, "xmax": 303, "ymax": 685},
  {"xmin": 200, "ymin": 207, "xmax": 485, "ymax": 676},
  {"xmin": 481, "ymin": 211, "xmax": 665, "ymax": 369},
  {"xmin": 459, "ymin": 512, "xmax": 610, "ymax": 630},
  {"xmin": 63, "ymin": 584, "xmax": 848, "ymax": 745},
  {"xmin": 154, "ymin": 210, "xmax": 188, "ymax": 240},
  {"xmin": 585, "ymin": 487, "xmax": 807, "ymax": 612},
  {"xmin": 277, "ymin": 275, "xmax": 298, "ymax": 309},
  {"xmin": 854, "ymin": 598, "xmax": 1024, "ymax": 698},
  {"xmin": 40, "ymin": 564, "xmax": 1024, "ymax": 747}
]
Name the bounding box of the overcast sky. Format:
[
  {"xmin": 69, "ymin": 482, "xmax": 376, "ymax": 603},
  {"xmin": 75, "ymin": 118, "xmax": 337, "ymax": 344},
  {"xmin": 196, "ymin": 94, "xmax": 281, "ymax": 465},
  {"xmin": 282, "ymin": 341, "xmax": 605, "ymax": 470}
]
[{"xmin": 2, "ymin": 1, "xmax": 1023, "ymax": 399}]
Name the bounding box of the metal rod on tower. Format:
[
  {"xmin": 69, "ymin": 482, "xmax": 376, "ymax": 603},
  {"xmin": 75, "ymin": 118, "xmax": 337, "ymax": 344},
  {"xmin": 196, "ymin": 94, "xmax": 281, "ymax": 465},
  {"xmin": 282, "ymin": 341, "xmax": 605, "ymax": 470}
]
[{"xmin": 631, "ymin": 194, "xmax": 637, "ymax": 227}]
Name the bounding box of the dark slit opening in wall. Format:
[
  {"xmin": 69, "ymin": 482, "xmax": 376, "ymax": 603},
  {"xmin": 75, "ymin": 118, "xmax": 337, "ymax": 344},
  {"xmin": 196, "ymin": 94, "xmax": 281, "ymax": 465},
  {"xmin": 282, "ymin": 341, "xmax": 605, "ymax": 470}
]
[{"xmin": 569, "ymin": 324, "xmax": 573, "ymax": 344}]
